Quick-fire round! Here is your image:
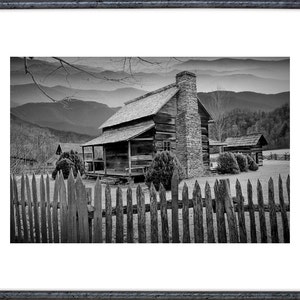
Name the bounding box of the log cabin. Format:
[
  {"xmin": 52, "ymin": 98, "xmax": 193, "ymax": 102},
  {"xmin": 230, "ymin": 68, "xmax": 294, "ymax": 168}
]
[
  {"xmin": 82, "ymin": 71, "xmax": 213, "ymax": 179},
  {"xmin": 224, "ymin": 133, "xmax": 268, "ymax": 166}
]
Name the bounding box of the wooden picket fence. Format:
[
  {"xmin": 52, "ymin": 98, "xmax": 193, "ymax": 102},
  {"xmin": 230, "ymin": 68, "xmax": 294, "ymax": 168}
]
[{"xmin": 10, "ymin": 171, "xmax": 290, "ymax": 243}]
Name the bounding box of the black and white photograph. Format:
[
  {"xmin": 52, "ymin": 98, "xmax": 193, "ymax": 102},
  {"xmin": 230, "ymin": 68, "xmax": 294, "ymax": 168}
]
[{"xmin": 10, "ymin": 56, "xmax": 290, "ymax": 243}]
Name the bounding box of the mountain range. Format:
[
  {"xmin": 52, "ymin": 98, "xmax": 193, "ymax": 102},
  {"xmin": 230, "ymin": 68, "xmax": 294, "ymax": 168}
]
[
  {"xmin": 11, "ymin": 57, "xmax": 289, "ymax": 107},
  {"xmin": 11, "ymin": 91, "xmax": 289, "ymax": 138}
]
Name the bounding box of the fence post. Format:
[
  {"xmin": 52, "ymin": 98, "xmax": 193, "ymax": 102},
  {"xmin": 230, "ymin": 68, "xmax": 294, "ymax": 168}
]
[
  {"xmin": 214, "ymin": 180, "xmax": 227, "ymax": 243},
  {"xmin": 182, "ymin": 183, "xmax": 190, "ymax": 243},
  {"xmin": 126, "ymin": 186, "xmax": 133, "ymax": 243},
  {"xmin": 278, "ymin": 175, "xmax": 290, "ymax": 243},
  {"xmin": 286, "ymin": 174, "xmax": 290, "ymax": 204},
  {"xmin": 10, "ymin": 176, "xmax": 16, "ymax": 243},
  {"xmin": 171, "ymin": 170, "xmax": 180, "ymax": 243},
  {"xmin": 220, "ymin": 179, "xmax": 238, "ymax": 243},
  {"xmin": 268, "ymin": 177, "xmax": 279, "ymax": 243},
  {"xmin": 159, "ymin": 183, "xmax": 169, "ymax": 243},
  {"xmin": 193, "ymin": 181, "xmax": 204, "ymax": 243},
  {"xmin": 247, "ymin": 179, "xmax": 257, "ymax": 243},
  {"xmin": 75, "ymin": 173, "xmax": 89, "ymax": 243},
  {"xmin": 20, "ymin": 174, "xmax": 29, "ymax": 243},
  {"xmin": 67, "ymin": 170, "xmax": 77, "ymax": 243},
  {"xmin": 40, "ymin": 175, "xmax": 47, "ymax": 243},
  {"xmin": 59, "ymin": 172, "xmax": 68, "ymax": 243},
  {"xmin": 205, "ymin": 182, "xmax": 215, "ymax": 243},
  {"xmin": 93, "ymin": 177, "xmax": 102, "ymax": 243},
  {"xmin": 116, "ymin": 186, "xmax": 124, "ymax": 243},
  {"xmin": 32, "ymin": 174, "xmax": 40, "ymax": 243},
  {"xmin": 52, "ymin": 175, "xmax": 60, "ymax": 243},
  {"xmin": 105, "ymin": 184, "xmax": 112, "ymax": 243},
  {"xmin": 137, "ymin": 184, "xmax": 146, "ymax": 243},
  {"xmin": 150, "ymin": 183, "xmax": 159, "ymax": 243},
  {"xmin": 257, "ymin": 179, "xmax": 267, "ymax": 243},
  {"xmin": 236, "ymin": 179, "xmax": 247, "ymax": 243},
  {"xmin": 46, "ymin": 174, "xmax": 53, "ymax": 243}
]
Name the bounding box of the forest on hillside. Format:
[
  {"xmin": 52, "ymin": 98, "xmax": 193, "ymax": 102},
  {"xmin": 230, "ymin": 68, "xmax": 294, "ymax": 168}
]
[
  {"xmin": 10, "ymin": 114, "xmax": 94, "ymax": 173},
  {"xmin": 209, "ymin": 103, "xmax": 290, "ymax": 150}
]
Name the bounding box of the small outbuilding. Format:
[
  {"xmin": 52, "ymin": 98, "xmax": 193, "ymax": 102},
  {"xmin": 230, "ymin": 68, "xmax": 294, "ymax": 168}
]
[{"xmin": 224, "ymin": 133, "xmax": 268, "ymax": 166}]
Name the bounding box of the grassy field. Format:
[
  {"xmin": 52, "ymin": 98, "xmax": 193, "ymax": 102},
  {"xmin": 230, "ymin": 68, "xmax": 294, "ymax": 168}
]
[{"xmin": 13, "ymin": 160, "xmax": 290, "ymax": 243}]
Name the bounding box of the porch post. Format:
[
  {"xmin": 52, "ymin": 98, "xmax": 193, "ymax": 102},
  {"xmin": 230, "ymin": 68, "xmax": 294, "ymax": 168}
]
[
  {"xmin": 128, "ymin": 140, "xmax": 132, "ymax": 176},
  {"xmin": 92, "ymin": 145, "xmax": 95, "ymax": 174},
  {"xmin": 103, "ymin": 145, "xmax": 107, "ymax": 175},
  {"xmin": 82, "ymin": 146, "xmax": 85, "ymax": 163}
]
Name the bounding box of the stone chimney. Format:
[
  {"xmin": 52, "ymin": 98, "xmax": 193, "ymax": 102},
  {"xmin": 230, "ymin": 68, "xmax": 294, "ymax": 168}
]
[{"xmin": 175, "ymin": 71, "xmax": 204, "ymax": 177}]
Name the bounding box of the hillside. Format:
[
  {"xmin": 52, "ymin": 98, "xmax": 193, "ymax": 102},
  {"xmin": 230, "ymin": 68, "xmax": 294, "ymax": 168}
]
[
  {"xmin": 11, "ymin": 99, "xmax": 119, "ymax": 136},
  {"xmin": 198, "ymin": 91, "xmax": 289, "ymax": 112}
]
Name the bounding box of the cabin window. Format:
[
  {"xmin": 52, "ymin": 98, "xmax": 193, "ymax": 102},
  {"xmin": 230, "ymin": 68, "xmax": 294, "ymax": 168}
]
[{"xmin": 163, "ymin": 141, "xmax": 171, "ymax": 151}]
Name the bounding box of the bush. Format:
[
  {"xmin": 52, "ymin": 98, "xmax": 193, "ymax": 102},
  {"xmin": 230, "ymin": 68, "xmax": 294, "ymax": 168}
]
[
  {"xmin": 234, "ymin": 153, "xmax": 248, "ymax": 172},
  {"xmin": 246, "ymin": 154, "xmax": 259, "ymax": 171},
  {"xmin": 145, "ymin": 151, "xmax": 185, "ymax": 190},
  {"xmin": 217, "ymin": 152, "xmax": 240, "ymax": 174},
  {"xmin": 52, "ymin": 150, "xmax": 84, "ymax": 179}
]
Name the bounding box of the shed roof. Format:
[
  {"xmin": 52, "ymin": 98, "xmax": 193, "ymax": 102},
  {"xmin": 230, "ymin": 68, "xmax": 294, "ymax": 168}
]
[
  {"xmin": 99, "ymin": 84, "xmax": 179, "ymax": 129},
  {"xmin": 83, "ymin": 120, "xmax": 155, "ymax": 146},
  {"xmin": 209, "ymin": 139, "xmax": 227, "ymax": 147},
  {"xmin": 57, "ymin": 143, "xmax": 92, "ymax": 154},
  {"xmin": 225, "ymin": 133, "xmax": 268, "ymax": 147}
]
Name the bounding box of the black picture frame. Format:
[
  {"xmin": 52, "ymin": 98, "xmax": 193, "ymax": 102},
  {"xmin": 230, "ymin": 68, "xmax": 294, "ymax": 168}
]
[
  {"xmin": 0, "ymin": 291, "xmax": 300, "ymax": 299},
  {"xmin": 0, "ymin": 0, "xmax": 300, "ymax": 9}
]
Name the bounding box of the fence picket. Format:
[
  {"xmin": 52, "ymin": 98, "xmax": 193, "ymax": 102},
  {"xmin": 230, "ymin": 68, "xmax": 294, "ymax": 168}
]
[
  {"xmin": 220, "ymin": 179, "xmax": 238, "ymax": 243},
  {"xmin": 126, "ymin": 187, "xmax": 133, "ymax": 243},
  {"xmin": 257, "ymin": 180, "xmax": 268, "ymax": 243},
  {"xmin": 214, "ymin": 180, "xmax": 227, "ymax": 243},
  {"xmin": 150, "ymin": 183, "xmax": 158, "ymax": 243},
  {"xmin": 20, "ymin": 175, "xmax": 29, "ymax": 242},
  {"xmin": 286, "ymin": 174, "xmax": 290, "ymax": 204},
  {"xmin": 13, "ymin": 176, "xmax": 22, "ymax": 242},
  {"xmin": 93, "ymin": 178, "xmax": 102, "ymax": 243},
  {"xmin": 10, "ymin": 177, "xmax": 16, "ymax": 243},
  {"xmin": 236, "ymin": 179, "xmax": 247, "ymax": 243},
  {"xmin": 25, "ymin": 175, "xmax": 34, "ymax": 243},
  {"xmin": 32, "ymin": 174, "xmax": 40, "ymax": 243},
  {"xmin": 59, "ymin": 172, "xmax": 68, "ymax": 243},
  {"xmin": 193, "ymin": 181, "xmax": 204, "ymax": 243},
  {"xmin": 171, "ymin": 170, "xmax": 180, "ymax": 243},
  {"xmin": 205, "ymin": 182, "xmax": 215, "ymax": 243},
  {"xmin": 46, "ymin": 174, "xmax": 53, "ymax": 243},
  {"xmin": 76, "ymin": 173, "xmax": 89, "ymax": 243},
  {"xmin": 40, "ymin": 175, "xmax": 47, "ymax": 243},
  {"xmin": 247, "ymin": 180, "xmax": 257, "ymax": 243},
  {"xmin": 278, "ymin": 175, "xmax": 289, "ymax": 243},
  {"xmin": 137, "ymin": 184, "xmax": 146, "ymax": 243},
  {"xmin": 116, "ymin": 186, "xmax": 124, "ymax": 243},
  {"xmin": 52, "ymin": 175, "xmax": 59, "ymax": 243},
  {"xmin": 105, "ymin": 184, "xmax": 112, "ymax": 243},
  {"xmin": 159, "ymin": 183, "xmax": 169, "ymax": 243},
  {"xmin": 268, "ymin": 177, "xmax": 279, "ymax": 243},
  {"xmin": 182, "ymin": 183, "xmax": 190, "ymax": 243},
  {"xmin": 67, "ymin": 170, "xmax": 77, "ymax": 243}
]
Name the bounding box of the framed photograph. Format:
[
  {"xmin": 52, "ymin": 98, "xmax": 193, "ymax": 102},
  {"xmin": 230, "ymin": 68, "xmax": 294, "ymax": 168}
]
[{"xmin": 1, "ymin": 7, "xmax": 300, "ymax": 300}]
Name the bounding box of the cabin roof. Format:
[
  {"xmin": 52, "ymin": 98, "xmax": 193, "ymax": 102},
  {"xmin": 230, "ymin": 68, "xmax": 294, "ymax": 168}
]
[
  {"xmin": 224, "ymin": 133, "xmax": 268, "ymax": 147},
  {"xmin": 99, "ymin": 84, "xmax": 179, "ymax": 129},
  {"xmin": 209, "ymin": 139, "xmax": 227, "ymax": 147},
  {"xmin": 83, "ymin": 120, "xmax": 155, "ymax": 146}
]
